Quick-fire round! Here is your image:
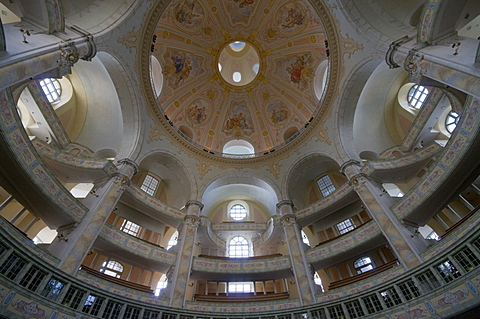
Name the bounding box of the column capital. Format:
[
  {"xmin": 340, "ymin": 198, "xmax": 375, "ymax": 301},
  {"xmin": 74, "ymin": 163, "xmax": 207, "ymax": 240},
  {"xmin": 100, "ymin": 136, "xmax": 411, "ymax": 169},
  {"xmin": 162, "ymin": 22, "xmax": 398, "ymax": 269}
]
[
  {"xmin": 386, "ymin": 35, "xmax": 412, "ymax": 69},
  {"xmin": 276, "ymin": 200, "xmax": 294, "ymax": 215},
  {"xmin": 184, "ymin": 215, "xmax": 201, "ymax": 227},
  {"xmin": 280, "ymin": 214, "xmax": 297, "ymax": 227},
  {"xmin": 185, "ymin": 200, "xmax": 204, "ymax": 210},
  {"xmin": 117, "ymin": 158, "xmax": 139, "ymax": 175}
]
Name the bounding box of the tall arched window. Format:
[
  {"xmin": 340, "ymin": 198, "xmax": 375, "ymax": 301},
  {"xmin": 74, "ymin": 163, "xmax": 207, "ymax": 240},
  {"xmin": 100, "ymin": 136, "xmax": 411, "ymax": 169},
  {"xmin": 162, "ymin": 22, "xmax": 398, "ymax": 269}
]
[
  {"xmin": 228, "ymin": 236, "xmax": 249, "ymax": 258},
  {"xmin": 354, "ymin": 257, "xmax": 374, "ymax": 274},
  {"xmin": 101, "ymin": 260, "xmax": 123, "ymax": 278},
  {"xmin": 167, "ymin": 231, "xmax": 178, "ymax": 250}
]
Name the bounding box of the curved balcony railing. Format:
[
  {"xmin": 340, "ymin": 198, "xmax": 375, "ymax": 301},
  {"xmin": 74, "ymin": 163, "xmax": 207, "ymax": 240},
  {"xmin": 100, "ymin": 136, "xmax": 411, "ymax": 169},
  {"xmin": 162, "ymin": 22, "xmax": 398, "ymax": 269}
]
[
  {"xmin": 295, "ymin": 182, "xmax": 357, "ymax": 224},
  {"xmin": 32, "ymin": 138, "xmax": 118, "ymax": 178},
  {"xmin": 0, "ymin": 89, "xmax": 87, "ymax": 226},
  {"xmin": 0, "ymin": 210, "xmax": 479, "ymax": 318},
  {"xmin": 123, "ymin": 184, "xmax": 185, "ymax": 226},
  {"xmin": 306, "ymin": 220, "xmax": 382, "ymax": 266},
  {"xmin": 99, "ymin": 224, "xmax": 177, "ymax": 268},
  {"xmin": 392, "ymin": 97, "xmax": 480, "ymax": 224}
]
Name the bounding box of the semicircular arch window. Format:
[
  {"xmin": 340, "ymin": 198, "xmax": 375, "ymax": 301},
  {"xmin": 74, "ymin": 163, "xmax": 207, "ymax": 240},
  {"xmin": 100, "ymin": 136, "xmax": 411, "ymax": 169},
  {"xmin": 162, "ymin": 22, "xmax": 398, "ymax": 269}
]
[
  {"xmin": 228, "ymin": 236, "xmax": 249, "ymax": 258},
  {"xmin": 230, "ymin": 204, "xmax": 247, "ymax": 220},
  {"xmin": 445, "ymin": 111, "xmax": 460, "ymax": 134}
]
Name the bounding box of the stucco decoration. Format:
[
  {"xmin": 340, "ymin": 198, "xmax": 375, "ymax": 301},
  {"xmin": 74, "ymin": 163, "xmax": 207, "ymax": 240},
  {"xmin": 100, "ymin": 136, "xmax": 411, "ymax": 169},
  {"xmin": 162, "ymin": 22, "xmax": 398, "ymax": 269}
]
[{"xmin": 150, "ymin": 0, "xmax": 328, "ymax": 155}]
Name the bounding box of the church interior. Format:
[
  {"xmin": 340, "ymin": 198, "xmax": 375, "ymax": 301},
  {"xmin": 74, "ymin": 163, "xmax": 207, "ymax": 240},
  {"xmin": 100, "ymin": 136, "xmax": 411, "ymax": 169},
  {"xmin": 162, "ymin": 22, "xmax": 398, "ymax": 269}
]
[{"xmin": 0, "ymin": 0, "xmax": 480, "ymax": 318}]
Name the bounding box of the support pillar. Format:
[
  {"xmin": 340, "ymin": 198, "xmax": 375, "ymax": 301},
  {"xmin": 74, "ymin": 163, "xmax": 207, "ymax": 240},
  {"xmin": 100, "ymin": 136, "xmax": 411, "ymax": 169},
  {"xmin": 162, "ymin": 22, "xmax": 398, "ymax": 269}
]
[
  {"xmin": 48, "ymin": 159, "xmax": 138, "ymax": 275},
  {"xmin": 277, "ymin": 200, "xmax": 316, "ymax": 305},
  {"xmin": 341, "ymin": 161, "xmax": 423, "ymax": 270},
  {"xmin": 168, "ymin": 200, "xmax": 203, "ymax": 308}
]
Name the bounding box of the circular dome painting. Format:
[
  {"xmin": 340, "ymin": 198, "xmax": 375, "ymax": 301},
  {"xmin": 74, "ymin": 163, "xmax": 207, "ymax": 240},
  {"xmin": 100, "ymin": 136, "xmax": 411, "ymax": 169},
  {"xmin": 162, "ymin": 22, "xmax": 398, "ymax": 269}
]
[{"xmin": 150, "ymin": 0, "xmax": 329, "ymax": 155}]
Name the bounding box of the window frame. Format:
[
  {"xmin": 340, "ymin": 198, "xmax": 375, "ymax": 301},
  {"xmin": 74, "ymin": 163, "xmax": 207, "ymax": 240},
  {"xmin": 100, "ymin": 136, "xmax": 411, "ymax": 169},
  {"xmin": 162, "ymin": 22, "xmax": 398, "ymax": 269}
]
[
  {"xmin": 316, "ymin": 175, "xmax": 336, "ymax": 197},
  {"xmin": 407, "ymin": 85, "xmax": 429, "ymax": 109},
  {"xmin": 140, "ymin": 174, "xmax": 159, "ymax": 197},
  {"xmin": 336, "ymin": 218, "xmax": 355, "ymax": 235},
  {"xmin": 39, "ymin": 78, "xmax": 62, "ymax": 103},
  {"xmin": 100, "ymin": 260, "xmax": 124, "ymax": 279},
  {"xmin": 445, "ymin": 111, "xmax": 460, "ymax": 134},
  {"xmin": 228, "ymin": 235, "xmax": 250, "ymax": 258},
  {"xmin": 120, "ymin": 220, "xmax": 141, "ymax": 236},
  {"xmin": 353, "ymin": 256, "xmax": 374, "ymax": 274}
]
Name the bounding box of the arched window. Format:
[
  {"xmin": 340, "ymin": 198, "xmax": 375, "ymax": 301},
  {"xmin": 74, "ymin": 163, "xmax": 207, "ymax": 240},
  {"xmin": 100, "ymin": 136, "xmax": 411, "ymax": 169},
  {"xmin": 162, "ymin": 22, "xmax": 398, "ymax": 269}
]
[
  {"xmin": 101, "ymin": 260, "xmax": 123, "ymax": 278},
  {"xmin": 167, "ymin": 231, "xmax": 178, "ymax": 250},
  {"xmin": 314, "ymin": 272, "xmax": 323, "ymax": 291},
  {"xmin": 155, "ymin": 274, "xmax": 168, "ymax": 296},
  {"xmin": 141, "ymin": 175, "xmax": 159, "ymax": 196},
  {"xmin": 120, "ymin": 220, "xmax": 140, "ymax": 236},
  {"xmin": 336, "ymin": 218, "xmax": 355, "ymax": 235},
  {"xmin": 407, "ymin": 85, "xmax": 429, "ymax": 109},
  {"xmin": 301, "ymin": 230, "xmax": 310, "ymax": 246},
  {"xmin": 317, "ymin": 175, "xmax": 335, "ymax": 197},
  {"xmin": 230, "ymin": 204, "xmax": 247, "ymax": 221},
  {"xmin": 228, "ymin": 236, "xmax": 249, "ymax": 258},
  {"xmin": 445, "ymin": 111, "xmax": 460, "ymax": 134},
  {"xmin": 354, "ymin": 257, "xmax": 374, "ymax": 274},
  {"xmin": 40, "ymin": 78, "xmax": 62, "ymax": 103}
]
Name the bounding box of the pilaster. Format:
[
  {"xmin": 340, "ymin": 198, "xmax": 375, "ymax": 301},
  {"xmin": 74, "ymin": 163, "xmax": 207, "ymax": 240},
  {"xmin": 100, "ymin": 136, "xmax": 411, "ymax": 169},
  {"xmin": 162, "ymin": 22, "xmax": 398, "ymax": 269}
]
[{"xmin": 277, "ymin": 200, "xmax": 316, "ymax": 305}]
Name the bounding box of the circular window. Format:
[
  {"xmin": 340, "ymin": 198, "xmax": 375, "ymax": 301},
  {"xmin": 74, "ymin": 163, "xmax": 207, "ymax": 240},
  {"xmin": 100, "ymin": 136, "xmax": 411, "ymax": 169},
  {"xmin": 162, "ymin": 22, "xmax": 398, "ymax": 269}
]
[
  {"xmin": 40, "ymin": 78, "xmax": 62, "ymax": 103},
  {"xmin": 218, "ymin": 41, "xmax": 260, "ymax": 86},
  {"xmin": 229, "ymin": 204, "xmax": 247, "ymax": 220},
  {"xmin": 407, "ymin": 85, "xmax": 429, "ymax": 109},
  {"xmin": 445, "ymin": 111, "xmax": 460, "ymax": 134}
]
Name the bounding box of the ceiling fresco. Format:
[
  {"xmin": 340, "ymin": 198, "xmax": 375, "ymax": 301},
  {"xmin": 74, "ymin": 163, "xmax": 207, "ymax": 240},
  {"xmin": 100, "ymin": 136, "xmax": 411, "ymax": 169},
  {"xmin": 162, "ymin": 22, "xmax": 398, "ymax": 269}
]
[{"xmin": 151, "ymin": 0, "xmax": 328, "ymax": 155}]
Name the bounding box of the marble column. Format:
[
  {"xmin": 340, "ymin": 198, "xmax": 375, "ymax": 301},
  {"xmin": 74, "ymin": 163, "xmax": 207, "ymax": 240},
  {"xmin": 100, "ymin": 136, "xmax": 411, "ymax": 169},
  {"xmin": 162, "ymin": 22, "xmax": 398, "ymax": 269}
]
[
  {"xmin": 48, "ymin": 159, "xmax": 138, "ymax": 275},
  {"xmin": 277, "ymin": 200, "xmax": 316, "ymax": 305},
  {"xmin": 168, "ymin": 200, "xmax": 203, "ymax": 308},
  {"xmin": 341, "ymin": 161, "xmax": 423, "ymax": 270}
]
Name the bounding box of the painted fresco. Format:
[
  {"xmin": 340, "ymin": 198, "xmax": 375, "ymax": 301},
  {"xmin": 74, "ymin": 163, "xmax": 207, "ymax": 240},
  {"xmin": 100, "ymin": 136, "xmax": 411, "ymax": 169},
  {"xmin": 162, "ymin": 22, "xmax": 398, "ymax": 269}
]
[
  {"xmin": 223, "ymin": 100, "xmax": 254, "ymax": 137},
  {"xmin": 267, "ymin": 100, "xmax": 289, "ymax": 125},
  {"xmin": 173, "ymin": 0, "xmax": 205, "ymax": 30},
  {"xmin": 276, "ymin": 2, "xmax": 307, "ymax": 34},
  {"xmin": 163, "ymin": 50, "xmax": 204, "ymax": 88},
  {"xmin": 223, "ymin": 0, "xmax": 256, "ymax": 25},
  {"xmin": 276, "ymin": 53, "xmax": 314, "ymax": 91},
  {"xmin": 187, "ymin": 98, "xmax": 209, "ymax": 124}
]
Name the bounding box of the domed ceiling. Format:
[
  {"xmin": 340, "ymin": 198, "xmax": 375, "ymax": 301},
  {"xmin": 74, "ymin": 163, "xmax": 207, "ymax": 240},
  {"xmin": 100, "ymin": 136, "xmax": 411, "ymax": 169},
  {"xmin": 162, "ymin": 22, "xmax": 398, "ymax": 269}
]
[{"xmin": 150, "ymin": 0, "xmax": 328, "ymax": 156}]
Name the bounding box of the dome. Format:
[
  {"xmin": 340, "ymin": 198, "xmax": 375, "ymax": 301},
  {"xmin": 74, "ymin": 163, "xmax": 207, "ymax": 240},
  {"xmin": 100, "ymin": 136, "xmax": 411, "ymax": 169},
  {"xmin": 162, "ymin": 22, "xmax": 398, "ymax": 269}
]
[{"xmin": 148, "ymin": 0, "xmax": 330, "ymax": 156}]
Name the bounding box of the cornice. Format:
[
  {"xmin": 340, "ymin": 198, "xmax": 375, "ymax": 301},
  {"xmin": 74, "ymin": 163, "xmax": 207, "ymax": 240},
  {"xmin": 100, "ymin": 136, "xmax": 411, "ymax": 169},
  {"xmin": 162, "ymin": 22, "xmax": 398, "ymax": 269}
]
[{"xmin": 137, "ymin": 0, "xmax": 343, "ymax": 166}]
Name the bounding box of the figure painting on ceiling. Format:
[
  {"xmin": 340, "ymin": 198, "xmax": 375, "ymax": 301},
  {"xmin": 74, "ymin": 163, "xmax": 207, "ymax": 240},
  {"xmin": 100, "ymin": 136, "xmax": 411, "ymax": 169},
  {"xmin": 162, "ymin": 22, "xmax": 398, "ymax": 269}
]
[
  {"xmin": 283, "ymin": 54, "xmax": 313, "ymax": 90},
  {"xmin": 267, "ymin": 101, "xmax": 289, "ymax": 125},
  {"xmin": 163, "ymin": 50, "xmax": 204, "ymax": 88},
  {"xmin": 187, "ymin": 99, "xmax": 209, "ymax": 124},
  {"xmin": 174, "ymin": 0, "xmax": 204, "ymax": 29},
  {"xmin": 223, "ymin": 101, "xmax": 254, "ymax": 137},
  {"xmin": 224, "ymin": 0, "xmax": 255, "ymax": 25},
  {"xmin": 277, "ymin": 2, "xmax": 307, "ymax": 34}
]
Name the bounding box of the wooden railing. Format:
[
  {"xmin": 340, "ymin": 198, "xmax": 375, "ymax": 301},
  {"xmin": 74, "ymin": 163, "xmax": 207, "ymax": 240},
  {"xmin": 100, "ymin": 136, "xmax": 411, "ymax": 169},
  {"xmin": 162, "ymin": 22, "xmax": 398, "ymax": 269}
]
[
  {"xmin": 440, "ymin": 204, "xmax": 480, "ymax": 240},
  {"xmin": 79, "ymin": 266, "xmax": 154, "ymax": 294},
  {"xmin": 194, "ymin": 292, "xmax": 289, "ymax": 303},
  {"xmin": 328, "ymin": 260, "xmax": 399, "ymax": 290}
]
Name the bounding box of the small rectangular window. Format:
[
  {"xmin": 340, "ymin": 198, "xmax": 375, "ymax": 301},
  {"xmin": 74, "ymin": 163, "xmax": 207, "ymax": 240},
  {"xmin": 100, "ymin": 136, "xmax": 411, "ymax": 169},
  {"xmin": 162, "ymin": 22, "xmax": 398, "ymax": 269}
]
[
  {"xmin": 0, "ymin": 253, "xmax": 26, "ymax": 280},
  {"xmin": 83, "ymin": 294, "xmax": 105, "ymax": 316},
  {"xmin": 416, "ymin": 270, "xmax": 441, "ymax": 293},
  {"xmin": 62, "ymin": 286, "xmax": 86, "ymax": 309},
  {"xmin": 436, "ymin": 260, "xmax": 461, "ymax": 283},
  {"xmin": 102, "ymin": 300, "xmax": 123, "ymax": 319},
  {"xmin": 310, "ymin": 309, "xmax": 327, "ymax": 319},
  {"xmin": 317, "ymin": 175, "xmax": 336, "ymax": 197},
  {"xmin": 454, "ymin": 247, "xmax": 480, "ymax": 272},
  {"xmin": 346, "ymin": 300, "xmax": 364, "ymax": 318},
  {"xmin": 121, "ymin": 220, "xmax": 141, "ymax": 236},
  {"xmin": 41, "ymin": 278, "xmax": 65, "ymax": 301},
  {"xmin": 336, "ymin": 218, "xmax": 355, "ymax": 235},
  {"xmin": 380, "ymin": 287, "xmax": 402, "ymax": 308},
  {"xmin": 141, "ymin": 175, "xmax": 159, "ymax": 196},
  {"xmin": 362, "ymin": 294, "xmax": 383, "ymax": 314},
  {"xmin": 123, "ymin": 306, "xmax": 141, "ymax": 319},
  {"xmin": 19, "ymin": 266, "xmax": 46, "ymax": 292},
  {"xmin": 327, "ymin": 305, "xmax": 345, "ymax": 319},
  {"xmin": 398, "ymin": 280, "xmax": 421, "ymax": 301}
]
